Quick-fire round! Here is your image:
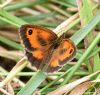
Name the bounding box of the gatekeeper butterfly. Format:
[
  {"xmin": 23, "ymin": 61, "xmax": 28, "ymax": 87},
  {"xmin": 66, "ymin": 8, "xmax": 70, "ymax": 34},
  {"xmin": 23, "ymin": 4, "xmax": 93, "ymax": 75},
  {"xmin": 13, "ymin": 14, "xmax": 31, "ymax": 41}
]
[{"xmin": 19, "ymin": 24, "xmax": 76, "ymax": 73}]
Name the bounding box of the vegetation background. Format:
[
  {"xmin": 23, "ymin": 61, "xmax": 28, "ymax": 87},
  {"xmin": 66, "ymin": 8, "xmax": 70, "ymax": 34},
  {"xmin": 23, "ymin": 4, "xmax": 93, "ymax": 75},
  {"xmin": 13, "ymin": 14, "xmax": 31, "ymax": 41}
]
[{"xmin": 0, "ymin": 0, "xmax": 100, "ymax": 95}]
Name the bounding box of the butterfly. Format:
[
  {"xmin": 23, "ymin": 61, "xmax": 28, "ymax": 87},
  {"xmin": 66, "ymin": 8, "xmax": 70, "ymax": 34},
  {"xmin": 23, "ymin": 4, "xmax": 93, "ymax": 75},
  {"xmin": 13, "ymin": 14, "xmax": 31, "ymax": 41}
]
[{"xmin": 19, "ymin": 24, "xmax": 76, "ymax": 73}]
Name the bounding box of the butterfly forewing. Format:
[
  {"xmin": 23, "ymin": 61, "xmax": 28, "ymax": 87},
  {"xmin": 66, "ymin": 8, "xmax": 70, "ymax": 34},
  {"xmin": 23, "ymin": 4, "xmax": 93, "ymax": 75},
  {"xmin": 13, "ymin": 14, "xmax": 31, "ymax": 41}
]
[
  {"xmin": 19, "ymin": 24, "xmax": 57, "ymax": 52},
  {"xmin": 19, "ymin": 24, "xmax": 57, "ymax": 70}
]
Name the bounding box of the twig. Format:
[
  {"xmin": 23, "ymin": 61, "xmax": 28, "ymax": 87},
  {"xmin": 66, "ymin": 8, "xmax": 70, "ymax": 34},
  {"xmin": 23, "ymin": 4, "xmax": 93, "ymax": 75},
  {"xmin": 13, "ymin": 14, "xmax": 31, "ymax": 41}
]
[{"xmin": 0, "ymin": 56, "xmax": 27, "ymax": 87}]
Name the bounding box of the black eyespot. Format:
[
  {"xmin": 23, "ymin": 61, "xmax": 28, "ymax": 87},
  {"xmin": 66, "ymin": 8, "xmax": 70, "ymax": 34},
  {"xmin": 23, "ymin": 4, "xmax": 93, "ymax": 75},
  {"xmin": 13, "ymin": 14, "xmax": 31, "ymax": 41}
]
[
  {"xmin": 28, "ymin": 29, "xmax": 33, "ymax": 35},
  {"xmin": 69, "ymin": 49, "xmax": 73, "ymax": 54}
]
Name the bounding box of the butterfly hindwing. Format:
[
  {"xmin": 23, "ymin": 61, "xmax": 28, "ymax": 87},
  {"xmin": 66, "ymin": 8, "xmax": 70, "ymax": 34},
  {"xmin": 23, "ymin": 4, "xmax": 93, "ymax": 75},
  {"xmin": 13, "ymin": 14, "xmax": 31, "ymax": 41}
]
[
  {"xmin": 25, "ymin": 46, "xmax": 54, "ymax": 70},
  {"xmin": 25, "ymin": 50, "xmax": 43, "ymax": 69},
  {"xmin": 58, "ymin": 39, "xmax": 76, "ymax": 65},
  {"xmin": 46, "ymin": 39, "xmax": 76, "ymax": 73}
]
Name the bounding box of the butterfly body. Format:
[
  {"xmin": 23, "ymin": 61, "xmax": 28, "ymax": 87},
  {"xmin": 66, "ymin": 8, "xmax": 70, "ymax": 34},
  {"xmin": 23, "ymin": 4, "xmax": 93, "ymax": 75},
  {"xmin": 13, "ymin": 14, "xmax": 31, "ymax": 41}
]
[{"xmin": 19, "ymin": 24, "xmax": 76, "ymax": 73}]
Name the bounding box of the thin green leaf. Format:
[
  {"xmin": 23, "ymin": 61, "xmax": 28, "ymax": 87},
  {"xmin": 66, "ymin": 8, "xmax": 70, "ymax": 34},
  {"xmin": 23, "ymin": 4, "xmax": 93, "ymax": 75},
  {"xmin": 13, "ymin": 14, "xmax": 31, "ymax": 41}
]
[{"xmin": 17, "ymin": 71, "xmax": 46, "ymax": 95}]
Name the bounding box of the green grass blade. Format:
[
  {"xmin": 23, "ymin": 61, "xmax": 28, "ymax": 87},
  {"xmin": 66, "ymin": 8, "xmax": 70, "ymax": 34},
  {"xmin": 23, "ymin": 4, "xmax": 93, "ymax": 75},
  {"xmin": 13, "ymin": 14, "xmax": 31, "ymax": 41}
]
[
  {"xmin": 0, "ymin": 36, "xmax": 23, "ymax": 50},
  {"xmin": 78, "ymin": 0, "xmax": 100, "ymax": 72},
  {"xmin": 0, "ymin": 9, "xmax": 28, "ymax": 26},
  {"xmin": 62, "ymin": 33, "xmax": 100, "ymax": 85},
  {"xmin": 17, "ymin": 71, "xmax": 46, "ymax": 95},
  {"xmin": 0, "ymin": 9, "xmax": 27, "ymax": 49},
  {"xmin": 4, "ymin": 0, "xmax": 48, "ymax": 11},
  {"xmin": 70, "ymin": 12, "xmax": 100, "ymax": 45}
]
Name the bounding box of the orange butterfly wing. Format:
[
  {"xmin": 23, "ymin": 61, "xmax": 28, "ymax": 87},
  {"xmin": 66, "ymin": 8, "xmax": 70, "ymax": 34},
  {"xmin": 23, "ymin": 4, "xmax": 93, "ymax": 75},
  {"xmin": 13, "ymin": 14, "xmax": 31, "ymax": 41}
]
[
  {"xmin": 19, "ymin": 24, "xmax": 76, "ymax": 73},
  {"xmin": 46, "ymin": 39, "xmax": 76, "ymax": 73},
  {"xmin": 19, "ymin": 24, "xmax": 57, "ymax": 69},
  {"xmin": 19, "ymin": 24, "xmax": 57, "ymax": 52}
]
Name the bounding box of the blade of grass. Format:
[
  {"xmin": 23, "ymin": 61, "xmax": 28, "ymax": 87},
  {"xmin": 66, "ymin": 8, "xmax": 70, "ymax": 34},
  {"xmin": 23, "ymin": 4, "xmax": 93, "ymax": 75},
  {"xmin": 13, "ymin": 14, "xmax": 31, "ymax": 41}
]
[
  {"xmin": 17, "ymin": 71, "xmax": 46, "ymax": 95},
  {"xmin": 77, "ymin": 0, "xmax": 100, "ymax": 73},
  {"xmin": 76, "ymin": 0, "xmax": 94, "ymax": 73},
  {"xmin": 0, "ymin": 16, "xmax": 20, "ymax": 26},
  {"xmin": 0, "ymin": 9, "xmax": 27, "ymax": 49},
  {"xmin": 0, "ymin": 70, "xmax": 89, "ymax": 76},
  {"xmin": 88, "ymin": 48, "xmax": 100, "ymax": 58},
  {"xmin": 51, "ymin": 0, "xmax": 74, "ymax": 7},
  {"xmin": 70, "ymin": 12, "xmax": 100, "ymax": 45},
  {"xmin": 21, "ymin": 12, "xmax": 57, "ymax": 22},
  {"xmin": 61, "ymin": 33, "xmax": 100, "ymax": 85},
  {"xmin": 0, "ymin": 9, "xmax": 28, "ymax": 26},
  {"xmin": 40, "ymin": 67, "xmax": 73, "ymax": 93},
  {"xmin": 4, "ymin": 0, "xmax": 48, "ymax": 11},
  {"xmin": 0, "ymin": 35, "xmax": 23, "ymax": 50}
]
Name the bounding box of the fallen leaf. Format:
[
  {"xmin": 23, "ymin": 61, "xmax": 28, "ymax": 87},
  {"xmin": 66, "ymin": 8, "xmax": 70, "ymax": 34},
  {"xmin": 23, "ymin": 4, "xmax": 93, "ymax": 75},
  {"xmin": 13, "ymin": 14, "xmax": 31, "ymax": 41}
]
[{"xmin": 67, "ymin": 81, "xmax": 93, "ymax": 95}]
